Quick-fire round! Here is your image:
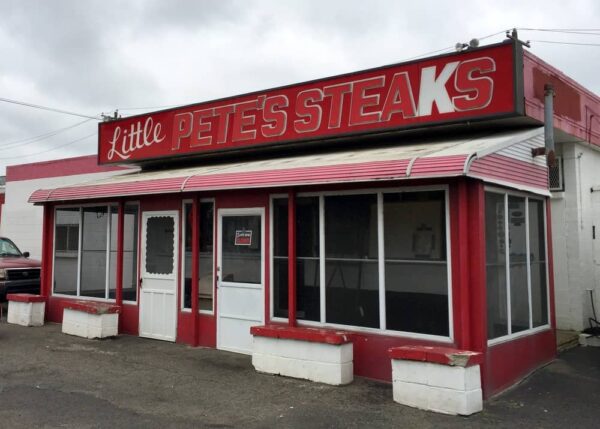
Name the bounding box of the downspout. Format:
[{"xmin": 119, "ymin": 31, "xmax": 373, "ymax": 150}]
[{"xmin": 545, "ymin": 84, "xmax": 557, "ymax": 168}]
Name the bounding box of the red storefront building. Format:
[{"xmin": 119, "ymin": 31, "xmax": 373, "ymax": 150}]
[{"xmin": 30, "ymin": 39, "xmax": 596, "ymax": 402}]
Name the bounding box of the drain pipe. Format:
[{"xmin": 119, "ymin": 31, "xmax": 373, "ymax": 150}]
[{"xmin": 545, "ymin": 84, "xmax": 557, "ymax": 167}]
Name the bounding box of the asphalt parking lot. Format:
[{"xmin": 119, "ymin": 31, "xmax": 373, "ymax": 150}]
[{"xmin": 0, "ymin": 310, "xmax": 599, "ymax": 428}]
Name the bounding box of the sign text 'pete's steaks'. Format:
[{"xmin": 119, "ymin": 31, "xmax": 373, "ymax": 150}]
[{"xmin": 99, "ymin": 43, "xmax": 518, "ymax": 163}]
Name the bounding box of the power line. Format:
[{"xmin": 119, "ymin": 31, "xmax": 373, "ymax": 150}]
[
  {"xmin": 0, "ymin": 118, "xmax": 94, "ymax": 151},
  {"xmin": 118, "ymin": 104, "xmax": 180, "ymax": 111},
  {"xmin": 518, "ymin": 28, "xmax": 600, "ymax": 34},
  {"xmin": 0, "ymin": 97, "xmax": 101, "ymax": 120},
  {"xmin": 399, "ymin": 29, "xmax": 509, "ymax": 62},
  {"xmin": 530, "ymin": 40, "xmax": 600, "ymax": 47},
  {"xmin": 0, "ymin": 132, "xmax": 97, "ymax": 160}
]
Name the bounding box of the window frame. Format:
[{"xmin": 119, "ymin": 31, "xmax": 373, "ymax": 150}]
[
  {"xmin": 52, "ymin": 201, "xmax": 141, "ymax": 303},
  {"xmin": 485, "ymin": 186, "xmax": 551, "ymax": 346},
  {"xmin": 180, "ymin": 198, "xmax": 216, "ymax": 315},
  {"xmin": 269, "ymin": 185, "xmax": 453, "ymax": 343}
]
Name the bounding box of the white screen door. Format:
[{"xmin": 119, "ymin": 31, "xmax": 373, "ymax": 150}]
[
  {"xmin": 139, "ymin": 211, "xmax": 179, "ymax": 341},
  {"xmin": 217, "ymin": 208, "xmax": 264, "ymax": 354}
]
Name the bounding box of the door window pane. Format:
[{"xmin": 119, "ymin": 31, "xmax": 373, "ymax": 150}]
[
  {"xmin": 145, "ymin": 216, "xmax": 175, "ymax": 275},
  {"xmin": 80, "ymin": 206, "xmax": 108, "ymax": 298},
  {"xmin": 199, "ymin": 202, "xmax": 214, "ymax": 311},
  {"xmin": 384, "ymin": 191, "xmax": 448, "ymax": 336},
  {"xmin": 325, "ymin": 194, "xmax": 379, "ymax": 328},
  {"xmin": 183, "ymin": 203, "xmax": 193, "ymax": 308},
  {"xmin": 183, "ymin": 202, "xmax": 215, "ymax": 311},
  {"xmin": 109, "ymin": 206, "xmax": 118, "ymax": 299},
  {"xmin": 508, "ymin": 196, "xmax": 529, "ymax": 333},
  {"xmin": 529, "ymin": 199, "xmax": 548, "ymax": 327},
  {"xmin": 486, "ymin": 193, "xmax": 508, "ymax": 339},
  {"xmin": 221, "ymin": 215, "xmax": 261, "ymax": 284},
  {"xmin": 272, "ymin": 197, "xmax": 320, "ymax": 321},
  {"xmin": 54, "ymin": 208, "xmax": 80, "ymax": 295}
]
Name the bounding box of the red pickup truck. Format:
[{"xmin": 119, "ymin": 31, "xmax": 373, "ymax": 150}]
[{"xmin": 0, "ymin": 237, "xmax": 41, "ymax": 301}]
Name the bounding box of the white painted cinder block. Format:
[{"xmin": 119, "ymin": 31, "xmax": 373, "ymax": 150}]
[
  {"xmin": 391, "ymin": 359, "xmax": 483, "ymax": 416},
  {"xmin": 62, "ymin": 308, "xmax": 118, "ymax": 339},
  {"xmin": 252, "ymin": 336, "xmax": 353, "ymax": 385},
  {"xmin": 7, "ymin": 301, "xmax": 45, "ymax": 327}
]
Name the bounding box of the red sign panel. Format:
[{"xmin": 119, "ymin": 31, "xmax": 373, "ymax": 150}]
[{"xmin": 99, "ymin": 42, "xmax": 520, "ymax": 164}]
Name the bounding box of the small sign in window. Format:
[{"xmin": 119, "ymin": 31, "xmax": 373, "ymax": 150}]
[{"xmin": 234, "ymin": 230, "xmax": 252, "ymax": 246}]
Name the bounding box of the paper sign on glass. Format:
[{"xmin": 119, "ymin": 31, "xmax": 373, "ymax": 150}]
[{"xmin": 235, "ymin": 230, "xmax": 252, "ymax": 246}]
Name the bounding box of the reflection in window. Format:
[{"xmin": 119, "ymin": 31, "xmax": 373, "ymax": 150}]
[
  {"xmin": 54, "ymin": 208, "xmax": 80, "ymax": 296},
  {"xmin": 145, "ymin": 216, "xmax": 175, "ymax": 275},
  {"xmin": 529, "ymin": 199, "xmax": 548, "ymax": 327},
  {"xmin": 78, "ymin": 206, "xmax": 109, "ymax": 298},
  {"xmin": 325, "ymin": 194, "xmax": 379, "ymax": 328},
  {"xmin": 509, "ymin": 196, "xmax": 529, "ymax": 334},
  {"xmin": 486, "ymin": 193, "xmax": 508, "ymax": 339},
  {"xmin": 273, "ymin": 197, "xmax": 320, "ymax": 321},
  {"xmin": 183, "ymin": 202, "xmax": 214, "ymax": 311},
  {"xmin": 384, "ymin": 191, "xmax": 448, "ymax": 336}
]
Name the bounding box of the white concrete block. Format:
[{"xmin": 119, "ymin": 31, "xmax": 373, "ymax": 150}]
[
  {"xmin": 392, "ymin": 379, "xmax": 483, "ymax": 416},
  {"xmin": 253, "ymin": 352, "xmax": 353, "ymax": 385},
  {"xmin": 251, "ymin": 337, "xmax": 353, "ymax": 385},
  {"xmin": 391, "ymin": 358, "xmax": 483, "ymax": 416},
  {"xmin": 391, "ymin": 359, "xmax": 429, "ymax": 385},
  {"xmin": 426, "ymin": 364, "xmax": 481, "ymax": 391},
  {"xmin": 427, "ymin": 386, "xmax": 483, "ymax": 416},
  {"xmin": 7, "ymin": 301, "xmax": 45, "ymax": 327},
  {"xmin": 62, "ymin": 308, "xmax": 118, "ymax": 339},
  {"xmin": 392, "ymin": 379, "xmax": 430, "ymax": 409},
  {"xmin": 253, "ymin": 336, "xmax": 352, "ymax": 364}
]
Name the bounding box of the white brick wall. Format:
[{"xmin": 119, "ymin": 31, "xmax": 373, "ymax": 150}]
[{"xmin": 551, "ymin": 142, "xmax": 600, "ymax": 331}]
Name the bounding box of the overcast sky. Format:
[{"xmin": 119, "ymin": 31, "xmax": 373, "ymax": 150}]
[{"xmin": 0, "ymin": 0, "xmax": 599, "ymax": 175}]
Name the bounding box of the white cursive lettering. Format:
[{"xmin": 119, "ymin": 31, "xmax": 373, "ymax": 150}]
[{"xmin": 107, "ymin": 117, "xmax": 165, "ymax": 160}]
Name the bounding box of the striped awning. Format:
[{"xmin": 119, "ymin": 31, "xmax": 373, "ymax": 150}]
[{"xmin": 29, "ymin": 127, "xmax": 548, "ymax": 203}]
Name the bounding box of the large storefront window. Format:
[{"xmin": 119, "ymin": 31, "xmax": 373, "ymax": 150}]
[
  {"xmin": 182, "ymin": 201, "xmax": 215, "ymax": 312},
  {"xmin": 485, "ymin": 191, "xmax": 549, "ymax": 342},
  {"xmin": 272, "ymin": 189, "xmax": 450, "ymax": 338},
  {"xmin": 53, "ymin": 203, "xmax": 139, "ymax": 300}
]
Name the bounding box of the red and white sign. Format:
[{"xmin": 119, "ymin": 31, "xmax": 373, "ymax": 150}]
[
  {"xmin": 99, "ymin": 42, "xmax": 520, "ymax": 164},
  {"xmin": 234, "ymin": 230, "xmax": 252, "ymax": 246}
]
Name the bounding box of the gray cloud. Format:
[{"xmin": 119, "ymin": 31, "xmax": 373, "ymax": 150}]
[{"xmin": 0, "ymin": 0, "xmax": 599, "ymax": 174}]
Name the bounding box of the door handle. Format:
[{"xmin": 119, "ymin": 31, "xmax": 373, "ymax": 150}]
[{"xmin": 139, "ymin": 278, "xmax": 143, "ymax": 289}]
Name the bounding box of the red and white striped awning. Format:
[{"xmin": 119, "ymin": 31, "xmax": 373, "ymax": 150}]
[{"xmin": 29, "ymin": 127, "xmax": 548, "ymax": 204}]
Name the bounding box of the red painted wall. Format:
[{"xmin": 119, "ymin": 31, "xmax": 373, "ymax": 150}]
[
  {"xmin": 484, "ymin": 330, "xmax": 556, "ymax": 396},
  {"xmin": 6, "ymin": 154, "xmax": 130, "ymax": 182},
  {"xmin": 523, "ymin": 50, "xmax": 600, "ymax": 147}
]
